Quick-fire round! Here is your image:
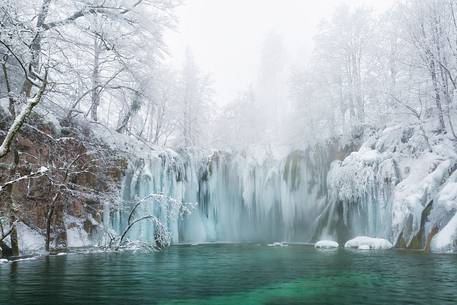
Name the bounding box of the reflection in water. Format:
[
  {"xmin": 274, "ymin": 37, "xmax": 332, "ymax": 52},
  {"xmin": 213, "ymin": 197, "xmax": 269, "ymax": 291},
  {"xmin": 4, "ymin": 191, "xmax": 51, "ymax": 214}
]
[{"xmin": 0, "ymin": 245, "xmax": 456, "ymax": 305}]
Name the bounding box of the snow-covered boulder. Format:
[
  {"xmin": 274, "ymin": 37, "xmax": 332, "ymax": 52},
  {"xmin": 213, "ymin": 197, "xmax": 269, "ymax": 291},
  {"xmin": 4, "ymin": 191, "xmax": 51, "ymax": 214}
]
[
  {"xmin": 344, "ymin": 236, "xmax": 393, "ymax": 250},
  {"xmin": 314, "ymin": 240, "xmax": 339, "ymax": 249}
]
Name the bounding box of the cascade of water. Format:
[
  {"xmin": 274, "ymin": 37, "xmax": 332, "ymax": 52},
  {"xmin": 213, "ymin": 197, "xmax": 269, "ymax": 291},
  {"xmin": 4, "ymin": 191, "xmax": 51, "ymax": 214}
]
[
  {"xmin": 104, "ymin": 128, "xmax": 457, "ymax": 250},
  {"xmin": 108, "ymin": 148, "xmax": 333, "ymax": 245}
]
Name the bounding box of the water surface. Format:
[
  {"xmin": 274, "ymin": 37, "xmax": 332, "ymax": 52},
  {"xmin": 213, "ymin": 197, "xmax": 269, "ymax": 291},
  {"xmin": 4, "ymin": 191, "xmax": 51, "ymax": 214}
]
[{"xmin": 1, "ymin": 244, "xmax": 456, "ymax": 305}]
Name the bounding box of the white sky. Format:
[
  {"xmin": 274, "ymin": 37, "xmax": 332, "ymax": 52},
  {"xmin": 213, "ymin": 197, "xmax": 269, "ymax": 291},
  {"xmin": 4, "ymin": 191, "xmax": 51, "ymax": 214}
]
[{"xmin": 165, "ymin": 0, "xmax": 394, "ymax": 106}]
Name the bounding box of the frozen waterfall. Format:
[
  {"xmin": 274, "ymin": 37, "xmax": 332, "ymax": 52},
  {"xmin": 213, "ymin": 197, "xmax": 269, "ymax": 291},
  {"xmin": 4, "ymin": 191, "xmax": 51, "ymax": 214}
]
[
  {"xmin": 105, "ymin": 126, "xmax": 457, "ymax": 251},
  {"xmin": 108, "ymin": 147, "xmax": 335, "ymax": 245}
]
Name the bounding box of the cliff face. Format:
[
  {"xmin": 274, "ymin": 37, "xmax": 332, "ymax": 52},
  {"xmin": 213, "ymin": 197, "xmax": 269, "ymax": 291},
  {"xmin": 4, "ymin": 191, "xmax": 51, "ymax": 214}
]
[{"xmin": 0, "ymin": 108, "xmax": 127, "ymax": 256}]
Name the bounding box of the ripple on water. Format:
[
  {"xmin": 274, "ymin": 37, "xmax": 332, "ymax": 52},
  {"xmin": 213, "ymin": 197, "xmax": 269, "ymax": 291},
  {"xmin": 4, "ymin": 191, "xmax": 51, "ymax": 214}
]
[{"xmin": 0, "ymin": 245, "xmax": 456, "ymax": 305}]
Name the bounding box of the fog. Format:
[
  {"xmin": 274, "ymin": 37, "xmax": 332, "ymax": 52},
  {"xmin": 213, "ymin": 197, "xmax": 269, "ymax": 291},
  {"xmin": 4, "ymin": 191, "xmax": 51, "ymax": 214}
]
[
  {"xmin": 166, "ymin": 0, "xmax": 394, "ymax": 106},
  {"xmin": 1, "ymin": 0, "xmax": 454, "ymax": 151}
]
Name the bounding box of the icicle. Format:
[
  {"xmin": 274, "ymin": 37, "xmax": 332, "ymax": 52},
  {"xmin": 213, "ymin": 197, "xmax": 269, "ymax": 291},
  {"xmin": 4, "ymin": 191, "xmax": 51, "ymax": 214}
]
[{"xmin": 107, "ymin": 148, "xmax": 331, "ymax": 244}]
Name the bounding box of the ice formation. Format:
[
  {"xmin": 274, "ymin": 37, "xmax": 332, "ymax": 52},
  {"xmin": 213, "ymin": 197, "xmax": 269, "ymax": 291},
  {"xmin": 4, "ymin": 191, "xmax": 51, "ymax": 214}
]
[
  {"xmin": 16, "ymin": 222, "xmax": 45, "ymax": 255},
  {"xmin": 103, "ymin": 125, "xmax": 457, "ymax": 253},
  {"xmin": 344, "ymin": 236, "xmax": 393, "ymax": 250},
  {"xmin": 314, "ymin": 240, "xmax": 339, "ymax": 249},
  {"xmin": 318, "ymin": 125, "xmax": 457, "ymax": 252},
  {"xmin": 268, "ymin": 242, "xmax": 288, "ymax": 247},
  {"xmin": 108, "ymin": 147, "xmax": 333, "ymax": 245},
  {"xmin": 64, "ymin": 215, "xmax": 93, "ymax": 248}
]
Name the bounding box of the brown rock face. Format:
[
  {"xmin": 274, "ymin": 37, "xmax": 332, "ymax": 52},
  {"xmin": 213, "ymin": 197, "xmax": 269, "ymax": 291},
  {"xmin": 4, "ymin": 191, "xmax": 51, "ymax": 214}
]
[{"xmin": 0, "ymin": 111, "xmax": 127, "ymax": 255}]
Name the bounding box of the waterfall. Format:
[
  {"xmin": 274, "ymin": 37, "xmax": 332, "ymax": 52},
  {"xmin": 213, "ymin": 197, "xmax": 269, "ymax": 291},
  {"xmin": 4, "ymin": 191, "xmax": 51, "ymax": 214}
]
[
  {"xmin": 103, "ymin": 127, "xmax": 457, "ymax": 252},
  {"xmin": 314, "ymin": 146, "xmax": 399, "ymax": 244},
  {"xmin": 108, "ymin": 147, "xmax": 335, "ymax": 245}
]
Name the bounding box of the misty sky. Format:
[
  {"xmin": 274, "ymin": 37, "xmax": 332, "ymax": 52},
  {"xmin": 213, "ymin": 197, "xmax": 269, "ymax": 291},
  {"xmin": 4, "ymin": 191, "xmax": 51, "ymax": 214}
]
[{"xmin": 165, "ymin": 0, "xmax": 394, "ymax": 106}]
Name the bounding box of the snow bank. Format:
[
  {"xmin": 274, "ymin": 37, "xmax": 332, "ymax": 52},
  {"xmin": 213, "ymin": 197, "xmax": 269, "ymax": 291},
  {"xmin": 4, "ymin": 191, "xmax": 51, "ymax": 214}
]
[
  {"xmin": 314, "ymin": 240, "xmax": 339, "ymax": 249},
  {"xmin": 344, "ymin": 236, "xmax": 393, "ymax": 250},
  {"xmin": 0, "ymin": 259, "xmax": 9, "ymax": 264}
]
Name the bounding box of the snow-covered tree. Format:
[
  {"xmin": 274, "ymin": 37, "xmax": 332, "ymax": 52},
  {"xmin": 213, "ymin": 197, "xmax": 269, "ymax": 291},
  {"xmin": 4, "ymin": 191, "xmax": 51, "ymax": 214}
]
[{"xmin": 175, "ymin": 49, "xmax": 213, "ymax": 148}]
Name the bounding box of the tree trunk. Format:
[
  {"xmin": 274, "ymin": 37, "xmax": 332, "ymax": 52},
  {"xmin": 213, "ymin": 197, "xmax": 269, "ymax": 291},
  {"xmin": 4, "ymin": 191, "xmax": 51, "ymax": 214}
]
[
  {"xmin": 90, "ymin": 37, "xmax": 101, "ymax": 122},
  {"xmin": 21, "ymin": 0, "xmax": 52, "ymax": 97},
  {"xmin": 0, "ymin": 72, "xmax": 48, "ymax": 159},
  {"xmin": 5, "ymin": 142, "xmax": 20, "ymax": 256},
  {"xmin": 345, "ymin": 59, "xmax": 356, "ymax": 125},
  {"xmin": 439, "ymin": 63, "xmax": 457, "ymax": 139},
  {"xmin": 117, "ymin": 91, "xmax": 141, "ymax": 133},
  {"xmin": 45, "ymin": 200, "xmax": 56, "ymax": 252},
  {"xmin": 430, "ymin": 58, "xmax": 446, "ymax": 132},
  {"xmin": 352, "ymin": 49, "xmax": 364, "ymax": 124}
]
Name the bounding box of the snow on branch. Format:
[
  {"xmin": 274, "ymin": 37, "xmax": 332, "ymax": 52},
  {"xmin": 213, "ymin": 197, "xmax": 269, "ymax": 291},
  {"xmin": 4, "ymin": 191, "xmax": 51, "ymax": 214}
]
[
  {"xmin": 41, "ymin": 1, "xmax": 146, "ymax": 31},
  {"xmin": 114, "ymin": 193, "xmax": 197, "ymax": 250},
  {"xmin": 0, "ymin": 69, "xmax": 48, "ymax": 159},
  {"xmin": 0, "ymin": 166, "xmax": 48, "ymax": 193}
]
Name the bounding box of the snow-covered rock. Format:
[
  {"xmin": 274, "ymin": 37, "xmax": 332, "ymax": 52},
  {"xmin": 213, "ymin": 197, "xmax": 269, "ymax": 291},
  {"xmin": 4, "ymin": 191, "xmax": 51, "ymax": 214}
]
[
  {"xmin": 0, "ymin": 259, "xmax": 9, "ymax": 264},
  {"xmin": 321, "ymin": 124, "xmax": 457, "ymax": 251},
  {"xmin": 314, "ymin": 240, "xmax": 339, "ymax": 249},
  {"xmin": 431, "ymin": 213, "xmax": 457, "ymax": 253},
  {"xmin": 344, "ymin": 236, "xmax": 393, "ymax": 250}
]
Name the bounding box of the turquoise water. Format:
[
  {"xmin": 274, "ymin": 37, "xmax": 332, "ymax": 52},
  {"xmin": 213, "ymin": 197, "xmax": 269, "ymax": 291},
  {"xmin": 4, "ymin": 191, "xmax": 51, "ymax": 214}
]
[{"xmin": 0, "ymin": 244, "xmax": 456, "ymax": 305}]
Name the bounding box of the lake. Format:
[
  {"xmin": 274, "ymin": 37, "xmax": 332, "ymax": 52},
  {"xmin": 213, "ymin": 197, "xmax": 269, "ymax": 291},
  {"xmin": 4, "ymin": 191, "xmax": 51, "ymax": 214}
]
[{"xmin": 1, "ymin": 244, "xmax": 456, "ymax": 305}]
